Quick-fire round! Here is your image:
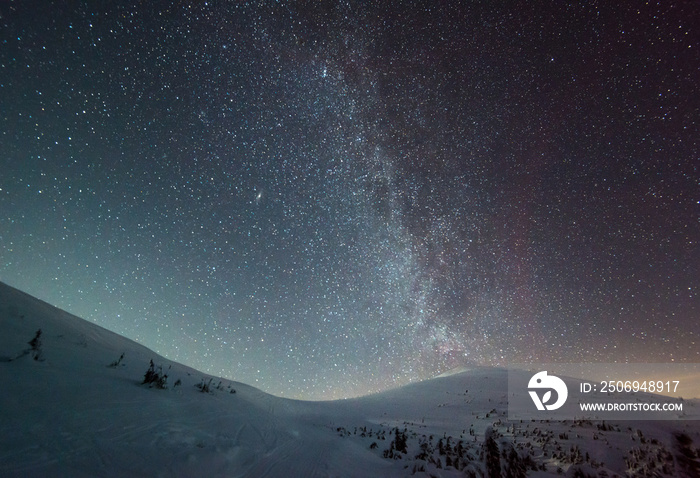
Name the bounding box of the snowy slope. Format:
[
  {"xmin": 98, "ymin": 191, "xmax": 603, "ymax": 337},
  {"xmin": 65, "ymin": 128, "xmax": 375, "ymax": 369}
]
[{"xmin": 1, "ymin": 281, "xmax": 699, "ymax": 477}]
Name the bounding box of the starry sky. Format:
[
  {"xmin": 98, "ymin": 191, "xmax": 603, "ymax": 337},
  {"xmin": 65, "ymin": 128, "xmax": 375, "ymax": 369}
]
[{"xmin": 1, "ymin": 1, "xmax": 698, "ymax": 400}]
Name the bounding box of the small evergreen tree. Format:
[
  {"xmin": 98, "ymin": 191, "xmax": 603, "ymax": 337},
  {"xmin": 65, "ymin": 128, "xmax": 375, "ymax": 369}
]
[
  {"xmin": 28, "ymin": 329, "xmax": 43, "ymax": 361},
  {"xmin": 394, "ymin": 428, "xmax": 408, "ymax": 454},
  {"xmin": 108, "ymin": 352, "xmax": 125, "ymax": 368},
  {"xmin": 484, "ymin": 427, "xmax": 502, "ymax": 478},
  {"xmin": 143, "ymin": 360, "xmax": 158, "ymax": 384}
]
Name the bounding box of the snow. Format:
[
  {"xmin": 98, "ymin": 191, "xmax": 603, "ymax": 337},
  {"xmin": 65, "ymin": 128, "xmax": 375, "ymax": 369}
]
[{"xmin": 1, "ymin": 281, "xmax": 699, "ymax": 477}]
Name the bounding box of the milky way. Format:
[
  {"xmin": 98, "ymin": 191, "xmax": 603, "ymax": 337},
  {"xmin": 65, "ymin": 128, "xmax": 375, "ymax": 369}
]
[{"xmin": 1, "ymin": 2, "xmax": 698, "ymax": 399}]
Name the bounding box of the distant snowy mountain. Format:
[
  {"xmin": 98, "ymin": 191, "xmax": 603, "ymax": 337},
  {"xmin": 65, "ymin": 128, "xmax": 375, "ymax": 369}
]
[{"xmin": 1, "ymin": 281, "xmax": 699, "ymax": 477}]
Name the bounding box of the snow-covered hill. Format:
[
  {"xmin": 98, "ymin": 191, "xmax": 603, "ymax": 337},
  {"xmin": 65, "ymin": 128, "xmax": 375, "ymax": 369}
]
[{"xmin": 1, "ymin": 281, "xmax": 698, "ymax": 477}]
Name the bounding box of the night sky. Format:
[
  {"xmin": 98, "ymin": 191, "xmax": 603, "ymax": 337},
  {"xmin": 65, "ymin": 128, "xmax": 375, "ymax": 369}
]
[{"xmin": 1, "ymin": 1, "xmax": 698, "ymax": 400}]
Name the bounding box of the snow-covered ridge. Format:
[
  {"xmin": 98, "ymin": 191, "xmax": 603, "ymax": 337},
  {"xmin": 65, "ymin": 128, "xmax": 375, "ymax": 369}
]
[{"xmin": 1, "ymin": 281, "xmax": 698, "ymax": 477}]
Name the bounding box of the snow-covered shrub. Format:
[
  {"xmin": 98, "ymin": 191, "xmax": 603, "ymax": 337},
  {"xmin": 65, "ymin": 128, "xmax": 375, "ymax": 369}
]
[
  {"xmin": 142, "ymin": 360, "xmax": 168, "ymax": 389},
  {"xmin": 196, "ymin": 378, "xmax": 213, "ymax": 393}
]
